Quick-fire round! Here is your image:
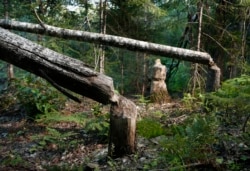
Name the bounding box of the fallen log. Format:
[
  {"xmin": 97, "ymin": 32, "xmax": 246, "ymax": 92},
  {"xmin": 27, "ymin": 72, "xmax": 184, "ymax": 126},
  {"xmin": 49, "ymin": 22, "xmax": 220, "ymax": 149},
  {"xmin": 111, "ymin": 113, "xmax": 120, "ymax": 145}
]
[
  {"xmin": 0, "ymin": 27, "xmax": 115, "ymax": 104},
  {"xmin": 0, "ymin": 19, "xmax": 220, "ymax": 90},
  {"xmin": 0, "ymin": 27, "xmax": 137, "ymax": 157}
]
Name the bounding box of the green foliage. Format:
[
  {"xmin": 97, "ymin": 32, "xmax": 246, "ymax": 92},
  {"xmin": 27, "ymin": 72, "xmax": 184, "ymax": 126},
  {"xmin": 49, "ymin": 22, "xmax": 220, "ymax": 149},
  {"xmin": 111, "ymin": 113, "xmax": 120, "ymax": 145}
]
[
  {"xmin": 85, "ymin": 111, "xmax": 110, "ymax": 140},
  {"xmin": 133, "ymin": 94, "xmax": 151, "ymax": 104},
  {"xmin": 137, "ymin": 118, "xmax": 166, "ymax": 139},
  {"xmin": 206, "ymin": 75, "xmax": 250, "ymax": 129},
  {"xmin": 182, "ymin": 93, "xmax": 204, "ymax": 110},
  {"xmin": 237, "ymin": 0, "xmax": 250, "ymax": 6},
  {"xmin": 35, "ymin": 111, "xmax": 87, "ymax": 126},
  {"xmin": 0, "ymin": 85, "xmax": 18, "ymax": 112},
  {"xmin": 13, "ymin": 74, "xmax": 67, "ymax": 116},
  {"xmin": 161, "ymin": 114, "xmax": 218, "ymax": 168},
  {"xmin": 1, "ymin": 153, "xmax": 27, "ymax": 167},
  {"xmin": 31, "ymin": 127, "xmax": 79, "ymax": 152},
  {"xmin": 166, "ymin": 62, "xmax": 190, "ymax": 94}
]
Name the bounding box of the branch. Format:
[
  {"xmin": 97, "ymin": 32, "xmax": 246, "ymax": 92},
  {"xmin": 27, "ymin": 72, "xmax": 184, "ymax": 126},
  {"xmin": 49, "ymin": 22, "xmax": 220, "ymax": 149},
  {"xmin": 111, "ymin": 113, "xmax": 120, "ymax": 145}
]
[{"xmin": 34, "ymin": 9, "xmax": 46, "ymax": 30}]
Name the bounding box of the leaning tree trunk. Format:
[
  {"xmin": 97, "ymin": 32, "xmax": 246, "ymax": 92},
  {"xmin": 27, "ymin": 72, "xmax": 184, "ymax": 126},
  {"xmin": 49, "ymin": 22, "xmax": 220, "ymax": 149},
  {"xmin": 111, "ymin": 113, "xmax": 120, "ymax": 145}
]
[
  {"xmin": 0, "ymin": 27, "xmax": 137, "ymax": 157},
  {"xmin": 0, "ymin": 20, "xmax": 220, "ymax": 91}
]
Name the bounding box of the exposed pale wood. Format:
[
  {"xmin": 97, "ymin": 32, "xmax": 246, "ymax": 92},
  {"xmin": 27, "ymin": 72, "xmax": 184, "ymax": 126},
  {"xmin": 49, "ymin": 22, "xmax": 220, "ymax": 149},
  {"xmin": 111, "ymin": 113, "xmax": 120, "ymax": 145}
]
[
  {"xmin": 109, "ymin": 96, "xmax": 137, "ymax": 157},
  {"xmin": 150, "ymin": 59, "xmax": 170, "ymax": 103}
]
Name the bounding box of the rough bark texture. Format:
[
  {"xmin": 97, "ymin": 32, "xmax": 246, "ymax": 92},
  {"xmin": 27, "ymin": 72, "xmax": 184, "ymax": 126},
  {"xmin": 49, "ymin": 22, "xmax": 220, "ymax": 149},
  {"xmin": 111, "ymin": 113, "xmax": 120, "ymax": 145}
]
[
  {"xmin": 0, "ymin": 20, "xmax": 213, "ymax": 64},
  {"xmin": 150, "ymin": 59, "xmax": 170, "ymax": 103},
  {"xmin": 0, "ymin": 27, "xmax": 137, "ymax": 157},
  {"xmin": 206, "ymin": 65, "xmax": 221, "ymax": 92},
  {"xmin": 109, "ymin": 96, "xmax": 137, "ymax": 157},
  {"xmin": 0, "ymin": 19, "xmax": 221, "ymax": 90},
  {"xmin": 0, "ymin": 27, "xmax": 115, "ymax": 104}
]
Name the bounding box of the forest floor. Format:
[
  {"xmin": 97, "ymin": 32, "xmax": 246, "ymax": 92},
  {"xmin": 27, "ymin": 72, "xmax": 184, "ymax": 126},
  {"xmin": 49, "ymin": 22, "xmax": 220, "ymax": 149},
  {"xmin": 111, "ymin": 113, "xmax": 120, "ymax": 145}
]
[
  {"xmin": 0, "ymin": 98, "xmax": 184, "ymax": 171},
  {"xmin": 0, "ymin": 97, "xmax": 249, "ymax": 170}
]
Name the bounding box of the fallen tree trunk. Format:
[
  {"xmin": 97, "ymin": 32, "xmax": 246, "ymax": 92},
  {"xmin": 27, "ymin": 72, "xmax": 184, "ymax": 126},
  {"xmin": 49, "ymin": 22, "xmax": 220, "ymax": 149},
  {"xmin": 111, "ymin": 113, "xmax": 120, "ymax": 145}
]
[
  {"xmin": 0, "ymin": 27, "xmax": 115, "ymax": 104},
  {"xmin": 0, "ymin": 20, "xmax": 213, "ymax": 64},
  {"xmin": 0, "ymin": 27, "xmax": 137, "ymax": 157},
  {"xmin": 0, "ymin": 19, "xmax": 220, "ymax": 90}
]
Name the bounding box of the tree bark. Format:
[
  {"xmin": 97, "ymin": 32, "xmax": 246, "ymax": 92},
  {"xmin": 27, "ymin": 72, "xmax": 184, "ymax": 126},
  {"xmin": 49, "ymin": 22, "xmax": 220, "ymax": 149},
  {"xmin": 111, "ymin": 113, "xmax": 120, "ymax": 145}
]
[
  {"xmin": 98, "ymin": 0, "xmax": 107, "ymax": 74},
  {"xmin": 109, "ymin": 96, "xmax": 137, "ymax": 157},
  {"xmin": 0, "ymin": 27, "xmax": 115, "ymax": 105},
  {"xmin": 0, "ymin": 19, "xmax": 221, "ymax": 90},
  {"xmin": 0, "ymin": 27, "xmax": 138, "ymax": 157},
  {"xmin": 0, "ymin": 19, "xmax": 213, "ymax": 64},
  {"xmin": 3, "ymin": 0, "xmax": 14, "ymax": 81}
]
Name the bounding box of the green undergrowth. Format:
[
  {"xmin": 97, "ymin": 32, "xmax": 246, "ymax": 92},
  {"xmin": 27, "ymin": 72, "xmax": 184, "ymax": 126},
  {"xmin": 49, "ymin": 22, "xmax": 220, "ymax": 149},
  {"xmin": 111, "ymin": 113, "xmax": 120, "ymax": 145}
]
[
  {"xmin": 137, "ymin": 118, "xmax": 166, "ymax": 138},
  {"xmin": 84, "ymin": 104, "xmax": 110, "ymax": 141},
  {"xmin": 30, "ymin": 127, "xmax": 80, "ymax": 152},
  {"xmin": 35, "ymin": 111, "xmax": 87, "ymax": 126},
  {"xmin": 14, "ymin": 75, "xmax": 67, "ymax": 117},
  {"xmin": 206, "ymin": 74, "xmax": 250, "ymax": 131},
  {"xmin": 137, "ymin": 113, "xmax": 220, "ymax": 170},
  {"xmin": 161, "ymin": 114, "xmax": 219, "ymax": 169}
]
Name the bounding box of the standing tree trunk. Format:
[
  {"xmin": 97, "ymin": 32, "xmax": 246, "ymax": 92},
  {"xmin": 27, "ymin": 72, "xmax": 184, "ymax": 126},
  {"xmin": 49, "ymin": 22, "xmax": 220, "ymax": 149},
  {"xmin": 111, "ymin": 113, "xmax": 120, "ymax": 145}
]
[
  {"xmin": 141, "ymin": 53, "xmax": 147, "ymax": 96},
  {"xmin": 99, "ymin": 0, "xmax": 107, "ymax": 74},
  {"xmin": 190, "ymin": 1, "xmax": 204, "ymax": 96},
  {"xmin": 109, "ymin": 96, "xmax": 137, "ymax": 157},
  {"xmin": 3, "ymin": 0, "xmax": 14, "ymax": 81}
]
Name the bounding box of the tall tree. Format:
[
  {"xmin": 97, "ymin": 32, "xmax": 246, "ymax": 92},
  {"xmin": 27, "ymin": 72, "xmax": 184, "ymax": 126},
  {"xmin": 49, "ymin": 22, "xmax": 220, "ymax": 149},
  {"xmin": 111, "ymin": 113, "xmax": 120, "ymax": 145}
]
[
  {"xmin": 202, "ymin": 0, "xmax": 250, "ymax": 80},
  {"xmin": 106, "ymin": 0, "xmax": 166, "ymax": 94},
  {"xmin": 190, "ymin": 0, "xmax": 205, "ymax": 95},
  {"xmin": 0, "ymin": 20, "xmax": 221, "ymax": 91},
  {"xmin": 98, "ymin": 0, "xmax": 107, "ymax": 74},
  {"xmin": 3, "ymin": 0, "xmax": 14, "ymax": 81}
]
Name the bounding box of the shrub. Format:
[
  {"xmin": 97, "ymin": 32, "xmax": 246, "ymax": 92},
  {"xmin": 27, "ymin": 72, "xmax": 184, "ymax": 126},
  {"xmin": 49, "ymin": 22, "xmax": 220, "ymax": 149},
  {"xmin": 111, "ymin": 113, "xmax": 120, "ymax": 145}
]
[
  {"xmin": 206, "ymin": 74, "xmax": 250, "ymax": 131},
  {"xmin": 160, "ymin": 114, "xmax": 219, "ymax": 168},
  {"xmin": 137, "ymin": 118, "xmax": 166, "ymax": 139},
  {"xmin": 13, "ymin": 74, "xmax": 67, "ymax": 117}
]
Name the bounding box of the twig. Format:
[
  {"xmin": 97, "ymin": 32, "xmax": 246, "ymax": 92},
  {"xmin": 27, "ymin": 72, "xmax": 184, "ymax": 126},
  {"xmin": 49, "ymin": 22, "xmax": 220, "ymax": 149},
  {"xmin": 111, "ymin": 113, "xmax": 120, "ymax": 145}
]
[{"xmin": 34, "ymin": 9, "xmax": 46, "ymax": 30}]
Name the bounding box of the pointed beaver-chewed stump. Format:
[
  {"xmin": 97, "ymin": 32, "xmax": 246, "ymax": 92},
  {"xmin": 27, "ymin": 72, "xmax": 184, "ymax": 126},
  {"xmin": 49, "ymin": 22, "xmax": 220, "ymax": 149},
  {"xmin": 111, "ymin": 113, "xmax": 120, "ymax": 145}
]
[
  {"xmin": 109, "ymin": 95, "xmax": 137, "ymax": 158},
  {"xmin": 150, "ymin": 59, "xmax": 171, "ymax": 104}
]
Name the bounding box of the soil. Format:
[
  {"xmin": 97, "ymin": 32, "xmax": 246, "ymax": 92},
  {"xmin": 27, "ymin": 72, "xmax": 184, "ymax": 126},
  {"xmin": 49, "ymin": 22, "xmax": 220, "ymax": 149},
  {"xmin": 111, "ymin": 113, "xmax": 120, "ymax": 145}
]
[
  {"xmin": 0, "ymin": 99, "xmax": 181, "ymax": 171},
  {"xmin": 1, "ymin": 98, "xmax": 249, "ymax": 171}
]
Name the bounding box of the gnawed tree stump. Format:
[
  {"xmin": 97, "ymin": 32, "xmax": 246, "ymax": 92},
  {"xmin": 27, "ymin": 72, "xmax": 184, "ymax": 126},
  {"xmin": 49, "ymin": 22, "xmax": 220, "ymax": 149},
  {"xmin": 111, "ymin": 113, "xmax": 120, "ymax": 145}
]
[
  {"xmin": 150, "ymin": 59, "xmax": 171, "ymax": 103},
  {"xmin": 0, "ymin": 27, "xmax": 137, "ymax": 157},
  {"xmin": 109, "ymin": 95, "xmax": 137, "ymax": 157}
]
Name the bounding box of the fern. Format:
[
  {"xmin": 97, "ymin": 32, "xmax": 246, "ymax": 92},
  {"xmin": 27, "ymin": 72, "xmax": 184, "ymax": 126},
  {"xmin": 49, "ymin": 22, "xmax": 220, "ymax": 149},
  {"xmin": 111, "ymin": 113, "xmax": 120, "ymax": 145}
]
[
  {"xmin": 161, "ymin": 114, "xmax": 218, "ymax": 167},
  {"xmin": 206, "ymin": 74, "xmax": 250, "ymax": 129},
  {"xmin": 137, "ymin": 118, "xmax": 166, "ymax": 139}
]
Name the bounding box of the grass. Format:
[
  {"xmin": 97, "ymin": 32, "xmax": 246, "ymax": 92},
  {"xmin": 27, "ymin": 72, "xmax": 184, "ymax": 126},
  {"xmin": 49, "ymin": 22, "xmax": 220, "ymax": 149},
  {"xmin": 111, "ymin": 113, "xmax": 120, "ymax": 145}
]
[{"xmin": 35, "ymin": 111, "xmax": 88, "ymax": 127}]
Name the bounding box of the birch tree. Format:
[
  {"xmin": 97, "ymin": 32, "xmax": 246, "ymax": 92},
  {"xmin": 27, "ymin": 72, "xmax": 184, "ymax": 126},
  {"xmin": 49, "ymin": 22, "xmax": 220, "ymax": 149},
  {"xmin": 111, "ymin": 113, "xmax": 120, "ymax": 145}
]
[{"xmin": 0, "ymin": 19, "xmax": 221, "ymax": 91}]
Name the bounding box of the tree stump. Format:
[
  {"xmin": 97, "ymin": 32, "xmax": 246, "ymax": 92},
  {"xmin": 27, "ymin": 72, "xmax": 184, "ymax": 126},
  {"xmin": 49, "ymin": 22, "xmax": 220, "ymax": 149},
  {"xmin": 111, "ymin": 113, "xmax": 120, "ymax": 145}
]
[
  {"xmin": 150, "ymin": 59, "xmax": 171, "ymax": 103},
  {"xmin": 109, "ymin": 95, "xmax": 137, "ymax": 157}
]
